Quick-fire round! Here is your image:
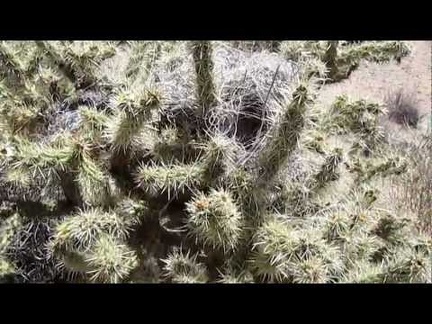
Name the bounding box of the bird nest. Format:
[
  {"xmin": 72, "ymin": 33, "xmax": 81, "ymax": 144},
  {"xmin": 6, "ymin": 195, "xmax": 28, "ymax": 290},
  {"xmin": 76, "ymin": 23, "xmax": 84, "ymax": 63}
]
[{"xmin": 151, "ymin": 42, "xmax": 301, "ymax": 158}]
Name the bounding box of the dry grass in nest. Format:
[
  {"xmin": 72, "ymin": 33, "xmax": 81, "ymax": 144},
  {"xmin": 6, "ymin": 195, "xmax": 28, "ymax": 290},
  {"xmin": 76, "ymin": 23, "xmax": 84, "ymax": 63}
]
[
  {"xmin": 231, "ymin": 41, "xmax": 281, "ymax": 53},
  {"xmin": 215, "ymin": 90, "xmax": 269, "ymax": 149},
  {"xmin": 210, "ymin": 44, "xmax": 300, "ymax": 160}
]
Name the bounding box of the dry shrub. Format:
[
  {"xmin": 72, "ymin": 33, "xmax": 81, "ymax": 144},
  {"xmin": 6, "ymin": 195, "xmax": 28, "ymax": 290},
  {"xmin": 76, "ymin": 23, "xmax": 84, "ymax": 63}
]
[
  {"xmin": 385, "ymin": 89, "xmax": 420, "ymax": 128},
  {"xmin": 390, "ymin": 135, "xmax": 432, "ymax": 234}
]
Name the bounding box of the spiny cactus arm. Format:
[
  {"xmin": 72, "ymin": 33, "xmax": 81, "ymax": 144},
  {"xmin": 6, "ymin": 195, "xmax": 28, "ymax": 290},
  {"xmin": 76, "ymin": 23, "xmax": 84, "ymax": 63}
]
[
  {"xmin": 78, "ymin": 105, "xmax": 109, "ymax": 142},
  {"xmin": 319, "ymin": 41, "xmax": 411, "ymax": 83},
  {"xmin": 149, "ymin": 126, "xmax": 195, "ymax": 163},
  {"xmin": 256, "ymin": 84, "xmax": 311, "ymax": 186},
  {"xmin": 383, "ymin": 246, "xmax": 432, "ymax": 283},
  {"xmin": 11, "ymin": 134, "xmax": 88, "ymax": 205},
  {"xmin": 0, "ymin": 212, "xmax": 23, "ymax": 282},
  {"xmin": 0, "ymin": 102, "xmax": 43, "ymax": 136},
  {"xmin": 199, "ymin": 133, "xmax": 241, "ymax": 186},
  {"xmin": 50, "ymin": 208, "xmax": 140, "ymax": 282},
  {"xmin": 323, "ymin": 41, "xmax": 339, "ymax": 80},
  {"xmin": 1, "ymin": 164, "xmax": 33, "ymax": 191},
  {"xmin": 0, "ymin": 71, "xmax": 52, "ymax": 120},
  {"xmin": 329, "ymin": 95, "xmax": 378, "ymax": 132},
  {"xmin": 341, "ymin": 231, "xmax": 384, "ymax": 266},
  {"xmin": 35, "ymin": 41, "xmax": 116, "ymax": 89},
  {"xmin": 35, "ymin": 41, "xmax": 78, "ymax": 86},
  {"xmin": 85, "ymin": 234, "xmax": 139, "ymax": 283},
  {"xmin": 371, "ymin": 213, "xmax": 412, "ymax": 246},
  {"xmin": 302, "ymin": 128, "xmax": 328, "ymax": 154},
  {"xmin": 190, "ymin": 41, "xmax": 216, "ymax": 117},
  {"xmin": 125, "ymin": 41, "xmax": 163, "ymax": 82},
  {"xmin": 161, "ymin": 248, "xmax": 208, "ymax": 283},
  {"xmin": 250, "ymin": 216, "xmax": 346, "ymax": 283},
  {"xmin": 279, "ymin": 41, "xmax": 336, "ymax": 82},
  {"xmin": 339, "ymin": 41, "xmax": 410, "ymax": 65},
  {"xmin": 115, "ymin": 197, "xmax": 149, "ymax": 219},
  {"xmin": 216, "ymin": 265, "xmax": 254, "ymax": 283},
  {"xmin": 0, "ymin": 212, "xmax": 22, "ymax": 255},
  {"xmin": 9, "ymin": 136, "xmax": 74, "ymax": 175},
  {"xmin": 272, "ymin": 180, "xmax": 319, "ymax": 218},
  {"xmin": 295, "ymin": 229, "xmax": 344, "ymax": 281},
  {"xmin": 347, "ymin": 155, "xmax": 408, "ymax": 183},
  {"xmin": 249, "ymin": 219, "xmax": 301, "ymax": 282},
  {"xmin": 296, "ymin": 54, "xmax": 330, "ymax": 82},
  {"xmin": 21, "ymin": 77, "xmax": 55, "ymax": 106},
  {"xmin": 327, "ymin": 96, "xmax": 387, "ymax": 153},
  {"xmin": 311, "ymin": 148, "xmax": 344, "ymax": 190},
  {"xmin": 279, "ymin": 41, "xmax": 328, "ymax": 61},
  {"xmin": 340, "ymin": 260, "xmax": 386, "ymax": 283},
  {"xmin": 134, "ymin": 161, "xmax": 205, "ymax": 199},
  {"xmin": 51, "ymin": 208, "xmax": 140, "ymax": 255},
  {"xmin": 76, "ymin": 151, "xmax": 115, "ymax": 207},
  {"xmin": 137, "ymin": 133, "xmax": 240, "ymax": 198},
  {"xmin": 0, "ymin": 42, "xmax": 26, "ymax": 88},
  {"xmin": 185, "ymin": 188, "xmax": 243, "ymax": 253},
  {"xmin": 291, "ymin": 255, "xmax": 331, "ymax": 283},
  {"xmin": 104, "ymin": 87, "xmax": 161, "ymax": 155},
  {"xmin": 322, "ymin": 211, "xmax": 353, "ymax": 243},
  {"xmin": 105, "ymin": 89, "xmax": 161, "ymax": 184},
  {"xmin": 19, "ymin": 42, "xmax": 45, "ymax": 77},
  {"xmin": 34, "ymin": 65, "xmax": 76, "ymax": 101},
  {"xmin": 226, "ymin": 166, "xmax": 265, "ymax": 220},
  {"xmin": 319, "ymin": 191, "xmax": 399, "ymax": 266},
  {"xmin": 61, "ymin": 41, "xmax": 116, "ymax": 67},
  {"xmin": 321, "ymin": 187, "xmax": 378, "ymax": 233},
  {"xmin": 0, "ymin": 257, "xmax": 15, "ymax": 282},
  {"xmin": 54, "ymin": 249, "xmax": 91, "ymax": 281},
  {"xmin": 59, "ymin": 41, "xmax": 116, "ymax": 88}
]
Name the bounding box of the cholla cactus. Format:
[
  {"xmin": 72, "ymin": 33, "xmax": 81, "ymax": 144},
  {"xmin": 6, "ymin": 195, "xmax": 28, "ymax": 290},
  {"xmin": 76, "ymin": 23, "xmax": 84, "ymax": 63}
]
[
  {"xmin": 190, "ymin": 41, "xmax": 216, "ymax": 117},
  {"xmin": 161, "ymin": 248, "xmax": 208, "ymax": 283},
  {"xmin": 135, "ymin": 162, "xmax": 205, "ymax": 199},
  {"xmin": 0, "ymin": 211, "xmax": 22, "ymax": 282},
  {"xmin": 250, "ymin": 217, "xmax": 342, "ymax": 283},
  {"xmin": 49, "ymin": 207, "xmax": 141, "ymax": 282},
  {"xmin": 185, "ymin": 188, "xmax": 243, "ymax": 252},
  {"xmin": 279, "ymin": 40, "xmax": 410, "ymax": 82},
  {"xmin": 105, "ymin": 87, "xmax": 161, "ymax": 154},
  {"xmin": 0, "ymin": 42, "xmax": 26, "ymax": 88},
  {"xmin": 312, "ymin": 148, "xmax": 343, "ymax": 189},
  {"xmin": 383, "ymin": 246, "xmax": 431, "ymax": 283},
  {"xmin": 51, "ymin": 208, "xmax": 139, "ymax": 252},
  {"xmin": 323, "ymin": 41, "xmax": 339, "ymax": 80},
  {"xmin": 0, "ymin": 257, "xmax": 15, "ymax": 282},
  {"xmin": 0, "ymin": 41, "xmax": 429, "ymax": 283},
  {"xmin": 256, "ymin": 84, "xmax": 311, "ymax": 186},
  {"xmin": 85, "ymin": 234, "xmax": 139, "ymax": 283},
  {"xmin": 35, "ymin": 41, "xmax": 115, "ymax": 89}
]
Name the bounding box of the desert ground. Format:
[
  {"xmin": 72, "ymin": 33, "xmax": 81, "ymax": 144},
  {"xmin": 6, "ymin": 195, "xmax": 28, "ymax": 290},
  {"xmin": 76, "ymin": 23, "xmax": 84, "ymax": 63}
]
[{"xmin": 317, "ymin": 41, "xmax": 431, "ymax": 133}]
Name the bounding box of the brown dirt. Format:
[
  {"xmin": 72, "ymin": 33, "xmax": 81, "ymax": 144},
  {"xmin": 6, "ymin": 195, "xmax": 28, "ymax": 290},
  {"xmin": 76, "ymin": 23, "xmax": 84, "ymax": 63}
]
[{"xmin": 316, "ymin": 41, "xmax": 431, "ymax": 133}]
